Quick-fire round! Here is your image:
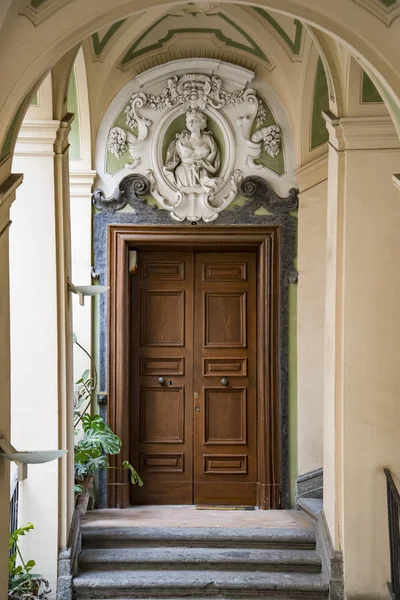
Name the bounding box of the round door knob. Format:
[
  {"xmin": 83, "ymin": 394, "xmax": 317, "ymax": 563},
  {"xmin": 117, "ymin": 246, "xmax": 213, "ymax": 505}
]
[
  {"xmin": 221, "ymin": 377, "xmax": 229, "ymax": 386},
  {"xmin": 158, "ymin": 377, "xmax": 165, "ymax": 385}
]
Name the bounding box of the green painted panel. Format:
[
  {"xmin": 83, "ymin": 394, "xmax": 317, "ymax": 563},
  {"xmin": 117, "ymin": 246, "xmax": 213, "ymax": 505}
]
[
  {"xmin": 92, "ymin": 20, "xmax": 127, "ymax": 57},
  {"xmin": 311, "ymin": 58, "xmax": 329, "ymax": 149},
  {"xmin": 250, "ymin": 98, "xmax": 285, "ymax": 175},
  {"xmin": 30, "ymin": 92, "xmax": 39, "ymax": 106},
  {"xmin": 121, "ymin": 14, "xmax": 270, "ymax": 65},
  {"xmin": 251, "ymin": 7, "xmax": 303, "ymax": 56},
  {"xmin": 67, "ymin": 69, "xmax": 81, "ymax": 161},
  {"xmin": 362, "ymin": 71, "xmax": 383, "ymax": 103}
]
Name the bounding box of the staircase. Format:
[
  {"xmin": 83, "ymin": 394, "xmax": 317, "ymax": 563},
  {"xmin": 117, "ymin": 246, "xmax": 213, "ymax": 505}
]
[{"xmin": 73, "ymin": 525, "xmax": 329, "ymax": 599}]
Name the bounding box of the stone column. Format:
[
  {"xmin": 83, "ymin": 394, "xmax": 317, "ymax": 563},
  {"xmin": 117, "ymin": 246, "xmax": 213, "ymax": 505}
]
[
  {"xmin": 0, "ymin": 173, "xmax": 23, "ymax": 600},
  {"xmin": 322, "ymin": 113, "xmax": 400, "ymax": 599}
]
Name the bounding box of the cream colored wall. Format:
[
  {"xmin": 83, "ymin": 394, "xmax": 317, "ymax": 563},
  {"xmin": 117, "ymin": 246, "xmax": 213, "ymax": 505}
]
[
  {"xmin": 323, "ymin": 113, "xmax": 400, "ymax": 598},
  {"xmin": 296, "ymin": 157, "xmax": 328, "ymax": 474},
  {"xmin": 341, "ymin": 147, "xmax": 400, "ymax": 598},
  {"xmin": 10, "ymin": 123, "xmax": 60, "ymax": 598}
]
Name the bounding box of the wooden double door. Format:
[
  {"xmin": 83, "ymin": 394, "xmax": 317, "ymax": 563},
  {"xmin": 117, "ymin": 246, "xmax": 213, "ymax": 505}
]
[{"xmin": 130, "ymin": 250, "xmax": 258, "ymax": 506}]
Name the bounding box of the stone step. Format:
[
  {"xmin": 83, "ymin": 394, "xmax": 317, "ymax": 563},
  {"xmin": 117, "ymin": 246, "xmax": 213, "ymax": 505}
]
[
  {"xmin": 81, "ymin": 527, "xmax": 317, "ymax": 551},
  {"xmin": 73, "ymin": 569, "xmax": 329, "ymax": 599},
  {"xmin": 297, "ymin": 499, "xmax": 323, "ymax": 523},
  {"xmin": 78, "ymin": 547, "xmax": 322, "ymax": 573}
]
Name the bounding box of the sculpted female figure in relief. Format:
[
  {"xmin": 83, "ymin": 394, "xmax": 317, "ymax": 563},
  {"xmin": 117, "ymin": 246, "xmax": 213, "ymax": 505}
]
[{"xmin": 163, "ymin": 109, "xmax": 221, "ymax": 193}]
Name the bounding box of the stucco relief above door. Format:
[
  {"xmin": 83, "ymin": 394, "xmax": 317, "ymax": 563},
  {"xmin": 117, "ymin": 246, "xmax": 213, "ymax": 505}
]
[{"xmin": 95, "ymin": 59, "xmax": 297, "ymax": 222}]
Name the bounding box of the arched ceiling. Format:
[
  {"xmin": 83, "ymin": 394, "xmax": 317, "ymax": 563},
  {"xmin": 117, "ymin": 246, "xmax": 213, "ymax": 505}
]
[{"xmin": 0, "ymin": 0, "xmax": 397, "ymax": 182}]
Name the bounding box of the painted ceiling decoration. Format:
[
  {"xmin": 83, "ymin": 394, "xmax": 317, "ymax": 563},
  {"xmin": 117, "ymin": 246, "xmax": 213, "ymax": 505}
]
[
  {"xmin": 20, "ymin": 0, "xmax": 74, "ymax": 25},
  {"xmin": 118, "ymin": 11, "xmax": 271, "ymax": 71},
  {"xmin": 351, "ymin": 0, "xmax": 400, "ymax": 25},
  {"xmin": 95, "ymin": 61, "xmax": 291, "ymax": 223},
  {"xmin": 249, "ymin": 7, "xmax": 303, "ymax": 60},
  {"xmin": 89, "ymin": 4, "xmax": 305, "ymax": 67},
  {"xmin": 92, "ymin": 20, "xmax": 127, "ymax": 58}
]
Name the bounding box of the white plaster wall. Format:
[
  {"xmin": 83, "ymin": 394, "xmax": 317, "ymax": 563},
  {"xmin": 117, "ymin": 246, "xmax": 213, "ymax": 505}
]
[
  {"xmin": 297, "ymin": 177, "xmax": 327, "ymax": 474},
  {"xmin": 70, "ymin": 190, "xmax": 93, "ymax": 381},
  {"xmin": 10, "ymin": 150, "xmax": 59, "ymax": 599}
]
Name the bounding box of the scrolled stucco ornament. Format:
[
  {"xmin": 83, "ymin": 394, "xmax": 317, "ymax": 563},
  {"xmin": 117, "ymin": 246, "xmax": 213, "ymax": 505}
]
[
  {"xmin": 237, "ymin": 92, "xmax": 282, "ymax": 169},
  {"xmin": 103, "ymin": 70, "xmax": 286, "ymax": 222},
  {"xmin": 251, "ymin": 124, "xmax": 282, "ymax": 158}
]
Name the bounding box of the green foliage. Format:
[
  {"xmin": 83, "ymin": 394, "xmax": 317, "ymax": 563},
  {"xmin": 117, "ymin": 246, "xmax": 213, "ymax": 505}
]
[
  {"xmin": 8, "ymin": 523, "xmax": 50, "ymax": 599},
  {"xmin": 122, "ymin": 460, "xmax": 144, "ymax": 487},
  {"xmin": 74, "ymin": 414, "xmax": 121, "ymax": 485},
  {"xmin": 73, "ymin": 336, "xmax": 143, "ymax": 500}
]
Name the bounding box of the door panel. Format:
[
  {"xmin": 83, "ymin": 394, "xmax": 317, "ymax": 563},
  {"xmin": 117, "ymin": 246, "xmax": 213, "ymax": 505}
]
[
  {"xmin": 130, "ymin": 250, "xmax": 257, "ymax": 506},
  {"xmin": 130, "ymin": 252, "xmax": 194, "ymax": 505},
  {"xmin": 194, "ymin": 252, "xmax": 257, "ymax": 506}
]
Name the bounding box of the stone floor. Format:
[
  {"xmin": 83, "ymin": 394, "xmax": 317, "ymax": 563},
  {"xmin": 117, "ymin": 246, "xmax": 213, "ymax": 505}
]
[{"xmin": 82, "ymin": 505, "xmax": 313, "ymax": 530}]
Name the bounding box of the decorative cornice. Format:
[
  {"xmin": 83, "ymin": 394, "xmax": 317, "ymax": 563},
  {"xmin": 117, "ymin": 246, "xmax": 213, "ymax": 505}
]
[
  {"xmin": 14, "ymin": 119, "xmax": 60, "ymax": 156},
  {"xmin": 323, "ymin": 112, "xmax": 400, "ymax": 151},
  {"xmin": 69, "ymin": 170, "xmax": 97, "ymax": 198},
  {"xmin": 295, "ymin": 155, "xmax": 328, "ymax": 193},
  {"xmin": 351, "ymin": 0, "xmax": 400, "ymax": 26}
]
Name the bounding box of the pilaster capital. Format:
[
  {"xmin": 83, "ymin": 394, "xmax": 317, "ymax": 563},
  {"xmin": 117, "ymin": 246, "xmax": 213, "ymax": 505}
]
[
  {"xmin": 69, "ymin": 170, "xmax": 97, "ymax": 198},
  {"xmin": 322, "ymin": 111, "xmax": 400, "ymax": 151},
  {"xmin": 15, "ymin": 119, "xmax": 59, "ymax": 156},
  {"xmin": 393, "ymin": 174, "xmax": 400, "ymax": 192},
  {"xmin": 0, "ymin": 173, "xmax": 23, "ymax": 233},
  {"xmin": 295, "ymin": 154, "xmax": 328, "ymax": 193},
  {"xmin": 54, "ymin": 113, "xmax": 75, "ymax": 156}
]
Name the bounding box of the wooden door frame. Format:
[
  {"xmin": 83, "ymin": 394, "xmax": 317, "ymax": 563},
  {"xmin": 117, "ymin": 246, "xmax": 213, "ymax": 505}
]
[{"xmin": 107, "ymin": 224, "xmax": 282, "ymax": 509}]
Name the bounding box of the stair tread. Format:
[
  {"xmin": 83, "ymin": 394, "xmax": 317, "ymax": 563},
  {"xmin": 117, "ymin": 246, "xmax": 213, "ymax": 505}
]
[
  {"xmin": 73, "ymin": 569, "xmax": 329, "ymax": 591},
  {"xmin": 79, "ymin": 547, "xmax": 321, "ymax": 566},
  {"xmin": 82, "ymin": 527, "xmax": 316, "ymax": 545},
  {"xmin": 297, "ymin": 499, "xmax": 323, "ymax": 522}
]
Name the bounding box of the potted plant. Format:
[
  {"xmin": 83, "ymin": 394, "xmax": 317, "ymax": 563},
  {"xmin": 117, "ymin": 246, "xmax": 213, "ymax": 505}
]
[
  {"xmin": 74, "ymin": 413, "xmax": 143, "ymax": 514},
  {"xmin": 8, "ymin": 522, "xmax": 51, "ymax": 600}
]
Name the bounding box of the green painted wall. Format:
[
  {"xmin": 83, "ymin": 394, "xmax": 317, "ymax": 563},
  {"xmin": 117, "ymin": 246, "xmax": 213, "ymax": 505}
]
[
  {"xmin": 362, "ymin": 72, "xmax": 383, "ymax": 103},
  {"xmin": 311, "ymin": 58, "xmax": 329, "ymax": 149},
  {"xmin": 67, "ymin": 69, "xmax": 81, "ymax": 161}
]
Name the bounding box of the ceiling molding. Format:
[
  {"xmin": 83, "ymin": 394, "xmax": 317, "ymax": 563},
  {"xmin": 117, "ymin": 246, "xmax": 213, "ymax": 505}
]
[
  {"xmin": 351, "ymin": 0, "xmax": 400, "ymax": 25},
  {"xmin": 19, "ymin": 0, "xmax": 74, "ymax": 26}
]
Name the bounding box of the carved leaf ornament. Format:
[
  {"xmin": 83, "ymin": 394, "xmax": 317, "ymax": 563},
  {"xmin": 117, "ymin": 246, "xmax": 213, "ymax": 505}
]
[{"xmin": 104, "ymin": 73, "xmax": 283, "ymax": 222}]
